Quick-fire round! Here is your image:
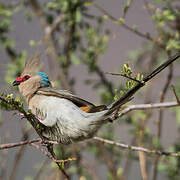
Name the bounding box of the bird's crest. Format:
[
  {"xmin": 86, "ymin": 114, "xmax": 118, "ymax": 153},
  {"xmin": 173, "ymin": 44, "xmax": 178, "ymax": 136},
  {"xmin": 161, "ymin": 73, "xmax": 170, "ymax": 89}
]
[{"xmin": 22, "ymin": 53, "xmax": 43, "ymax": 76}]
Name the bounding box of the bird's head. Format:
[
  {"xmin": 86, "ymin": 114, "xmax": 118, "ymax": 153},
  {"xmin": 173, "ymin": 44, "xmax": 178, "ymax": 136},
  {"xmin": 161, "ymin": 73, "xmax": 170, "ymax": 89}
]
[
  {"xmin": 12, "ymin": 53, "xmax": 51, "ymax": 101},
  {"xmin": 13, "ymin": 72, "xmax": 51, "ymax": 87}
]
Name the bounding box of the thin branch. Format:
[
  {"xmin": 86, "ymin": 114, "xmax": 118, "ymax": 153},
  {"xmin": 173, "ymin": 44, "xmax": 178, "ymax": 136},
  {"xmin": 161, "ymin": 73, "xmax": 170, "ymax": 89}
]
[
  {"xmin": 106, "ymin": 53, "xmax": 180, "ymax": 115},
  {"xmin": 0, "ymin": 139, "xmax": 41, "ymax": 150},
  {"xmin": 122, "ymin": 0, "xmax": 134, "ymax": 19},
  {"xmin": 117, "ymin": 101, "xmax": 180, "ymax": 118},
  {"xmin": 3, "ymin": 133, "xmax": 180, "ymax": 160},
  {"xmin": 171, "ymin": 85, "xmax": 180, "ymax": 104},
  {"xmin": 93, "ymin": 2, "xmax": 154, "ymax": 42},
  {"xmin": 93, "ymin": 137, "xmax": 180, "ymax": 157},
  {"xmin": 46, "ymin": 144, "xmax": 70, "ymax": 179},
  {"xmin": 48, "ymin": 14, "xmax": 65, "ymax": 35},
  {"xmin": 95, "ymin": 66, "xmax": 115, "ymax": 97},
  {"xmin": 105, "ymin": 71, "xmax": 143, "ymax": 84}
]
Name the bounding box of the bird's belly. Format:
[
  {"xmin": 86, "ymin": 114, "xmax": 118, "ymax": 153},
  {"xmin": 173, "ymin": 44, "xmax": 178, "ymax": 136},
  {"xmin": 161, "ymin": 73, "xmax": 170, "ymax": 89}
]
[{"xmin": 29, "ymin": 95, "xmax": 107, "ymax": 144}]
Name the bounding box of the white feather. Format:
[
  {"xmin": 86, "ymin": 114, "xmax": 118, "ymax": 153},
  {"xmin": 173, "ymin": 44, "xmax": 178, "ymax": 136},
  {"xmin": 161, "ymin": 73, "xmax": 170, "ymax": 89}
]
[{"xmin": 29, "ymin": 95, "xmax": 108, "ymax": 141}]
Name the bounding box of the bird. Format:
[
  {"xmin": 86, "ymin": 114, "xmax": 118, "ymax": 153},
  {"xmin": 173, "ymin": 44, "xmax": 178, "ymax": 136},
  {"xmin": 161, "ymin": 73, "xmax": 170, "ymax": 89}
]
[{"xmin": 12, "ymin": 53, "xmax": 180, "ymax": 144}]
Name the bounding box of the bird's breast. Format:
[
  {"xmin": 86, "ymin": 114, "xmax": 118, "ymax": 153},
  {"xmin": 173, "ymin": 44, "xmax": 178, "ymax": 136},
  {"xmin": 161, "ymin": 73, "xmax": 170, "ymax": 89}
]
[{"xmin": 28, "ymin": 94, "xmax": 107, "ymax": 143}]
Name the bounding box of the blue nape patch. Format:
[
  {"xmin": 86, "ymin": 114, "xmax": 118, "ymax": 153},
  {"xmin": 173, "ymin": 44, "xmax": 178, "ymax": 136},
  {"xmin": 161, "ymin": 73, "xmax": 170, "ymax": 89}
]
[{"xmin": 37, "ymin": 72, "xmax": 51, "ymax": 87}]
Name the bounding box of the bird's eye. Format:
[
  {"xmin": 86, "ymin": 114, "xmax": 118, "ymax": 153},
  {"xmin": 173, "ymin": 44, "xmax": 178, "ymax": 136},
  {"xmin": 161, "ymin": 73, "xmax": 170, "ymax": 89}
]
[
  {"xmin": 22, "ymin": 75, "xmax": 30, "ymax": 81},
  {"xmin": 25, "ymin": 75, "xmax": 30, "ymax": 79}
]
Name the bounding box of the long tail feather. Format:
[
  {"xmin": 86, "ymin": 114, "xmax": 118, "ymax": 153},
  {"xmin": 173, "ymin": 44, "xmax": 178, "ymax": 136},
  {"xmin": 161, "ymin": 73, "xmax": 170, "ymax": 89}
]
[{"xmin": 106, "ymin": 52, "xmax": 180, "ymax": 115}]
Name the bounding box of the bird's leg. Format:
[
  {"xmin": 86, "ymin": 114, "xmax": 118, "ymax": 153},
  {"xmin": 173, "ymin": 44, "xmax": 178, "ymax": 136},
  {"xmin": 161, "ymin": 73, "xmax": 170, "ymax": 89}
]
[{"xmin": 41, "ymin": 139, "xmax": 51, "ymax": 147}]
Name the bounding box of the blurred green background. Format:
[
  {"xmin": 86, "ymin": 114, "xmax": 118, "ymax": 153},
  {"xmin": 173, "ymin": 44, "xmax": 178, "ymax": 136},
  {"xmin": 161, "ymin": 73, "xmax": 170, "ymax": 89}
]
[{"xmin": 0, "ymin": 0, "xmax": 180, "ymax": 180}]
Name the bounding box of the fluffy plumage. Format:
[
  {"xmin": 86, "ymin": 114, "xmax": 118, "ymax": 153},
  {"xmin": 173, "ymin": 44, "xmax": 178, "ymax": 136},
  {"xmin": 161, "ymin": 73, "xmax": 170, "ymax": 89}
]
[{"xmin": 22, "ymin": 53, "xmax": 43, "ymax": 76}]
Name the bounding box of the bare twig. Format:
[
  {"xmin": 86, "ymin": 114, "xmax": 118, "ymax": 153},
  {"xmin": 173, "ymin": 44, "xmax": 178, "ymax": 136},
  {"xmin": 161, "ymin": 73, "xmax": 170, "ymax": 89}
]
[
  {"xmin": 0, "ymin": 139, "xmax": 41, "ymax": 150},
  {"xmin": 49, "ymin": 14, "xmax": 65, "ymax": 35},
  {"xmin": 171, "ymin": 85, "xmax": 180, "ymax": 104},
  {"xmin": 105, "ymin": 71, "xmax": 143, "ymax": 84},
  {"xmin": 117, "ymin": 101, "xmax": 180, "ymax": 118},
  {"xmin": 3, "ymin": 133, "xmax": 180, "ymax": 160},
  {"xmin": 93, "ymin": 137, "xmax": 180, "ymax": 157},
  {"xmin": 94, "ymin": 66, "xmax": 115, "ymax": 97}
]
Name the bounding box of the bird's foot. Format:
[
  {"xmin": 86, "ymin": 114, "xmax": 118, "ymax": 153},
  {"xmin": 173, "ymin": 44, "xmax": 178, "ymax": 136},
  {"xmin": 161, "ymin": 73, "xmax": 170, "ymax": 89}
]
[{"xmin": 41, "ymin": 139, "xmax": 51, "ymax": 147}]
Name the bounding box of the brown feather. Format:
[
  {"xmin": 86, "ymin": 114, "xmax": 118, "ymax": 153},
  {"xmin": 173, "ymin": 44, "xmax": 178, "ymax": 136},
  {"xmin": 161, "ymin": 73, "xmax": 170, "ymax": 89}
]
[
  {"xmin": 80, "ymin": 105, "xmax": 107, "ymax": 113},
  {"xmin": 22, "ymin": 53, "xmax": 43, "ymax": 76},
  {"xmin": 36, "ymin": 87, "xmax": 95, "ymax": 108},
  {"xmin": 80, "ymin": 106, "xmax": 92, "ymax": 112},
  {"xmin": 36, "ymin": 87, "xmax": 108, "ymax": 113}
]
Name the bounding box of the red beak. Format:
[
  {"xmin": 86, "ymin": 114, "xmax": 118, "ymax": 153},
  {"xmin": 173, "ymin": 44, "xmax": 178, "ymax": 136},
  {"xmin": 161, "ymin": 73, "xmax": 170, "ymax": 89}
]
[{"xmin": 12, "ymin": 77, "xmax": 22, "ymax": 86}]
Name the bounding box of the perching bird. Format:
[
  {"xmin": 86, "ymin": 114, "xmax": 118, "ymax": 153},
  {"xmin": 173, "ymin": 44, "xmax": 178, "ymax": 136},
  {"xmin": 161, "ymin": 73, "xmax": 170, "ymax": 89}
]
[{"xmin": 13, "ymin": 53, "xmax": 180, "ymax": 144}]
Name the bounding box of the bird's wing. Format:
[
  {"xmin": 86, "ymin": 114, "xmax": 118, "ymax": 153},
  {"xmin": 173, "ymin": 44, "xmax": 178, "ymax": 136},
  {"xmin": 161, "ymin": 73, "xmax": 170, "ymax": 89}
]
[{"xmin": 36, "ymin": 87, "xmax": 107, "ymax": 113}]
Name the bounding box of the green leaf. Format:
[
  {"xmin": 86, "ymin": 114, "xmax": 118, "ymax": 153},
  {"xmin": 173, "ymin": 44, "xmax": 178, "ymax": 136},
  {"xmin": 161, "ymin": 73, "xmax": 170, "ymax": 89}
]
[
  {"xmin": 119, "ymin": 18, "xmax": 125, "ymax": 24},
  {"xmin": 24, "ymin": 176, "xmax": 33, "ymax": 180},
  {"xmin": 153, "ymin": 0, "xmax": 164, "ymax": 3},
  {"xmin": 166, "ymin": 39, "xmax": 180, "ymax": 51},
  {"xmin": 132, "ymin": 24, "xmax": 138, "ymax": 31},
  {"xmin": 75, "ymin": 9, "xmax": 81, "ymax": 23},
  {"xmin": 123, "ymin": 0, "xmax": 132, "ymax": 16},
  {"xmin": 84, "ymin": 1, "xmax": 94, "ymax": 6},
  {"xmin": 46, "ymin": 2, "xmax": 58, "ymax": 9},
  {"xmin": 0, "ymin": 9, "xmax": 12, "ymax": 16},
  {"xmin": 175, "ymin": 108, "xmax": 180, "ymax": 127},
  {"xmin": 152, "ymin": 137, "xmax": 161, "ymax": 149},
  {"xmin": 71, "ymin": 54, "xmax": 80, "ymax": 65},
  {"xmin": 29, "ymin": 40, "xmax": 36, "ymax": 47},
  {"xmin": 117, "ymin": 167, "xmax": 123, "ymax": 177},
  {"xmin": 103, "ymin": 15, "xmax": 109, "ymax": 20}
]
